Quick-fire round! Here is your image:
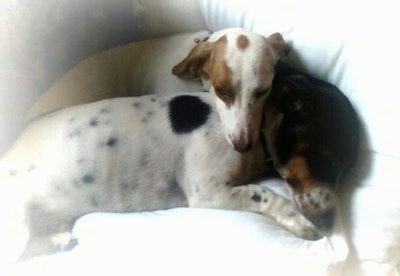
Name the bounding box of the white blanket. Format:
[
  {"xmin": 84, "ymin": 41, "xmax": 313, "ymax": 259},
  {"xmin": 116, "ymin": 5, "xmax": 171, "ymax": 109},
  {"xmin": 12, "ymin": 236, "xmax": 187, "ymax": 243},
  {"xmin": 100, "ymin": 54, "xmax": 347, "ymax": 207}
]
[{"xmin": 5, "ymin": 181, "xmax": 348, "ymax": 276}]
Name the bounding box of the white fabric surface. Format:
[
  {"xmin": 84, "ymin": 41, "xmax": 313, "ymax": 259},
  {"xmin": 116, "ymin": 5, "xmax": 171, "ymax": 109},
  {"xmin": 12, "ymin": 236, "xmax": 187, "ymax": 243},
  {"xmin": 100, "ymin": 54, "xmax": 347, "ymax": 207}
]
[
  {"xmin": 4, "ymin": 181, "xmax": 348, "ymax": 276},
  {"xmin": 26, "ymin": 31, "xmax": 209, "ymax": 120}
]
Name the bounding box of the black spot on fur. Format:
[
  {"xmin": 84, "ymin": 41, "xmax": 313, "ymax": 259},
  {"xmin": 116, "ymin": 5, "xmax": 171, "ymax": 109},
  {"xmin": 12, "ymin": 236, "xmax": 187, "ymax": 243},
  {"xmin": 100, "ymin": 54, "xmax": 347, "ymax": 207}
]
[
  {"xmin": 149, "ymin": 134, "xmax": 158, "ymax": 144},
  {"xmin": 132, "ymin": 102, "xmax": 140, "ymax": 108},
  {"xmin": 140, "ymin": 151, "xmax": 150, "ymax": 167},
  {"xmin": 82, "ymin": 174, "xmax": 95, "ymax": 184},
  {"xmin": 69, "ymin": 117, "xmax": 76, "ymax": 123},
  {"xmin": 100, "ymin": 108, "xmax": 111, "ymax": 114},
  {"xmin": 168, "ymin": 95, "xmax": 211, "ymax": 134},
  {"xmin": 77, "ymin": 158, "xmax": 85, "ymax": 164},
  {"xmin": 150, "ymin": 98, "xmax": 157, "ymax": 102},
  {"xmin": 89, "ymin": 118, "xmax": 99, "ymax": 127},
  {"xmin": 121, "ymin": 182, "xmax": 139, "ymax": 192},
  {"xmin": 160, "ymin": 101, "xmax": 168, "ymax": 108},
  {"xmin": 68, "ymin": 129, "xmax": 81, "ymax": 138},
  {"xmin": 8, "ymin": 170, "xmax": 17, "ymax": 176},
  {"xmin": 54, "ymin": 184, "xmax": 63, "ymax": 192},
  {"xmin": 141, "ymin": 111, "xmax": 154, "ymax": 123},
  {"xmin": 251, "ymin": 192, "xmax": 262, "ymax": 202},
  {"xmin": 121, "ymin": 183, "xmax": 130, "ymax": 189},
  {"xmin": 157, "ymin": 176, "xmax": 187, "ymax": 207},
  {"xmin": 106, "ymin": 137, "xmax": 118, "ymax": 147},
  {"xmin": 90, "ymin": 195, "xmax": 99, "ymax": 208}
]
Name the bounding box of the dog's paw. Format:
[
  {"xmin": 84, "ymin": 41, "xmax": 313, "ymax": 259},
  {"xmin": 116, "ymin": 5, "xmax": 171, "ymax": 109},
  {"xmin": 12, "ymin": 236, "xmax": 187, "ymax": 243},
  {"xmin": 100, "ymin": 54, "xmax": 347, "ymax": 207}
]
[
  {"xmin": 295, "ymin": 222, "xmax": 323, "ymax": 241},
  {"xmin": 49, "ymin": 232, "xmax": 79, "ymax": 253},
  {"xmin": 280, "ymin": 212, "xmax": 323, "ymax": 241},
  {"xmin": 19, "ymin": 232, "xmax": 79, "ymax": 261}
]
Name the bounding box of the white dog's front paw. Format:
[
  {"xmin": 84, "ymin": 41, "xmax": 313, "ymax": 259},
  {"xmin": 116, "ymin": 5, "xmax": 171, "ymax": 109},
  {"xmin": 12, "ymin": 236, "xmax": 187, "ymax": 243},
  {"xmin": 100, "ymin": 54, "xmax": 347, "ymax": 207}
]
[
  {"xmin": 50, "ymin": 232, "xmax": 79, "ymax": 253},
  {"xmin": 20, "ymin": 232, "xmax": 79, "ymax": 260},
  {"xmin": 280, "ymin": 212, "xmax": 323, "ymax": 241}
]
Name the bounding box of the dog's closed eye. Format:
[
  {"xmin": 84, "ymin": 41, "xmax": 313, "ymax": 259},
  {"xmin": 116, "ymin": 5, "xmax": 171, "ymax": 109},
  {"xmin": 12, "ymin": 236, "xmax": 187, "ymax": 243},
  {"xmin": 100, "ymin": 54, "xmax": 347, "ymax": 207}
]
[
  {"xmin": 254, "ymin": 87, "xmax": 271, "ymax": 99},
  {"xmin": 215, "ymin": 87, "xmax": 227, "ymax": 98},
  {"xmin": 214, "ymin": 87, "xmax": 234, "ymax": 102}
]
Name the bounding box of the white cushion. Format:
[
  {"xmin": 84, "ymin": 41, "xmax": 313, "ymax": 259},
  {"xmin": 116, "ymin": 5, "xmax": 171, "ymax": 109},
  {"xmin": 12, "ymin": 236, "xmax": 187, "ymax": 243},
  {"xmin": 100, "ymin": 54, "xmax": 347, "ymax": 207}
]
[{"xmin": 26, "ymin": 31, "xmax": 208, "ymax": 120}]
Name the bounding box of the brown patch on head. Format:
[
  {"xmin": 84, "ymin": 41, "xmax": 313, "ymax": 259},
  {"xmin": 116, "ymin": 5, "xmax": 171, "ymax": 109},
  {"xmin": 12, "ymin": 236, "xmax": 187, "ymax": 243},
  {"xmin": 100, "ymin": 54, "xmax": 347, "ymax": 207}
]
[
  {"xmin": 211, "ymin": 67, "xmax": 235, "ymax": 108},
  {"xmin": 282, "ymin": 156, "xmax": 317, "ymax": 194},
  {"xmin": 236, "ymin": 34, "xmax": 250, "ymax": 51},
  {"xmin": 202, "ymin": 36, "xmax": 236, "ymax": 108}
]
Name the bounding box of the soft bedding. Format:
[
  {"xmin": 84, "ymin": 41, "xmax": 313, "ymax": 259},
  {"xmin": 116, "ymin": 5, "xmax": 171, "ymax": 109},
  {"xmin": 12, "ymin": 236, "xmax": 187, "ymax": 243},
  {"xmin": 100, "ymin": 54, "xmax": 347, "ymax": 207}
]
[
  {"xmin": 1, "ymin": 0, "xmax": 400, "ymax": 275},
  {"xmin": 5, "ymin": 181, "xmax": 348, "ymax": 276}
]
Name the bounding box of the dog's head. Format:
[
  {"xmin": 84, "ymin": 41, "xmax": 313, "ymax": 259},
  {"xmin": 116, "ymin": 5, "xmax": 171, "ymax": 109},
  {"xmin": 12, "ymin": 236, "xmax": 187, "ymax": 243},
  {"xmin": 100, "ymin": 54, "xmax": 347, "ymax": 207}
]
[
  {"xmin": 262, "ymin": 64, "xmax": 360, "ymax": 232},
  {"xmin": 173, "ymin": 29, "xmax": 290, "ymax": 152}
]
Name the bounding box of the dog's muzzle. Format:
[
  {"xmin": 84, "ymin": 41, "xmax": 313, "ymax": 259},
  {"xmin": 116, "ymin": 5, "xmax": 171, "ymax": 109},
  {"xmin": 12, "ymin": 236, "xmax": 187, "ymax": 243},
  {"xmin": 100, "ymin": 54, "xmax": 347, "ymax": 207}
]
[
  {"xmin": 232, "ymin": 138, "xmax": 253, "ymax": 153},
  {"xmin": 294, "ymin": 187, "xmax": 338, "ymax": 232},
  {"xmin": 306, "ymin": 209, "xmax": 335, "ymax": 231},
  {"xmin": 230, "ymin": 129, "xmax": 254, "ymax": 153}
]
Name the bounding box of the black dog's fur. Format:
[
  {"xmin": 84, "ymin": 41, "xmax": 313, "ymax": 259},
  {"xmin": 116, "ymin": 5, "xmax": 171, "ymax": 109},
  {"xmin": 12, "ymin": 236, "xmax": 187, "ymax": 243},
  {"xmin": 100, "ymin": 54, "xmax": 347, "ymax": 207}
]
[{"xmin": 267, "ymin": 63, "xmax": 360, "ymax": 188}]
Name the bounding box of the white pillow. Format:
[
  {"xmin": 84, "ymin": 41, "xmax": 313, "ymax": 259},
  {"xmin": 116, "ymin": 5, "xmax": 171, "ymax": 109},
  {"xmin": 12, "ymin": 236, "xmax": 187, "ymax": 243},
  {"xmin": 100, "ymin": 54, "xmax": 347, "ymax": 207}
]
[{"xmin": 27, "ymin": 31, "xmax": 209, "ymax": 120}]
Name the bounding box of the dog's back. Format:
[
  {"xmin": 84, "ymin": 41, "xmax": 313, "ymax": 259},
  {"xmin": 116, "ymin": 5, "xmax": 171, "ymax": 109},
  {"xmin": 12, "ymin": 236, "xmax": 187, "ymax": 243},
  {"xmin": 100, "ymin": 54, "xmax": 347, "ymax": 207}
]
[
  {"xmin": 3, "ymin": 93, "xmax": 224, "ymax": 210},
  {"xmin": 0, "ymin": 92, "xmax": 232, "ymax": 261}
]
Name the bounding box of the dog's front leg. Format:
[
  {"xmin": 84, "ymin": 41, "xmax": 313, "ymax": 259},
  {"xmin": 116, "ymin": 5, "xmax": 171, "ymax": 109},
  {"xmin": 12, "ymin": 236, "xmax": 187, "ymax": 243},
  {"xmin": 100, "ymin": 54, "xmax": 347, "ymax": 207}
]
[{"xmin": 190, "ymin": 184, "xmax": 321, "ymax": 240}]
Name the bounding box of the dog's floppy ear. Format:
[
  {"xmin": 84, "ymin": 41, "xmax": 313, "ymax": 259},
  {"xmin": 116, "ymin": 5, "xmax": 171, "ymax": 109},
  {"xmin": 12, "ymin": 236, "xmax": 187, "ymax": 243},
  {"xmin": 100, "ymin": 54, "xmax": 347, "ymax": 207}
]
[
  {"xmin": 266, "ymin": 33, "xmax": 291, "ymax": 60},
  {"xmin": 172, "ymin": 42, "xmax": 213, "ymax": 79}
]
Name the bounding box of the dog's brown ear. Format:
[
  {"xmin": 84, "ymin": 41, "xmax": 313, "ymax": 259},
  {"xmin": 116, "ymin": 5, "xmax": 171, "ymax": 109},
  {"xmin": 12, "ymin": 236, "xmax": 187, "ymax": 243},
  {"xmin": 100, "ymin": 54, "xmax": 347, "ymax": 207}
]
[
  {"xmin": 266, "ymin": 32, "xmax": 291, "ymax": 60},
  {"xmin": 172, "ymin": 42, "xmax": 213, "ymax": 79}
]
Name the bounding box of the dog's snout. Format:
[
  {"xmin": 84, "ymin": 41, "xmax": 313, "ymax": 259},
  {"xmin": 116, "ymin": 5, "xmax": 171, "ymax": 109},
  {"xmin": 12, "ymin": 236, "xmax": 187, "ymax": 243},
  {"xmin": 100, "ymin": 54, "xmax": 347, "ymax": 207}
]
[
  {"xmin": 232, "ymin": 139, "xmax": 253, "ymax": 153},
  {"xmin": 230, "ymin": 129, "xmax": 254, "ymax": 152},
  {"xmin": 308, "ymin": 209, "xmax": 335, "ymax": 231}
]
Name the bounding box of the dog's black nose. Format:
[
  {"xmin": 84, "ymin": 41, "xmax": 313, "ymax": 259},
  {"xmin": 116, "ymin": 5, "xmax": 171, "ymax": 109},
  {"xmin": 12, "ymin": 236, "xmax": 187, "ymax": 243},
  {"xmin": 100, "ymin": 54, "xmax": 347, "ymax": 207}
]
[
  {"xmin": 233, "ymin": 140, "xmax": 253, "ymax": 153},
  {"xmin": 310, "ymin": 210, "xmax": 335, "ymax": 231}
]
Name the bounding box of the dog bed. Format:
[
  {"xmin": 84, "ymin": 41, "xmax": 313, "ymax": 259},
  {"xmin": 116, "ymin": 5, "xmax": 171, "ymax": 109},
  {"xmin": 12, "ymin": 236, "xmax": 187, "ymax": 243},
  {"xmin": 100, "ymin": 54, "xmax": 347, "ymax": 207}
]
[{"xmin": 1, "ymin": 0, "xmax": 400, "ymax": 275}]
